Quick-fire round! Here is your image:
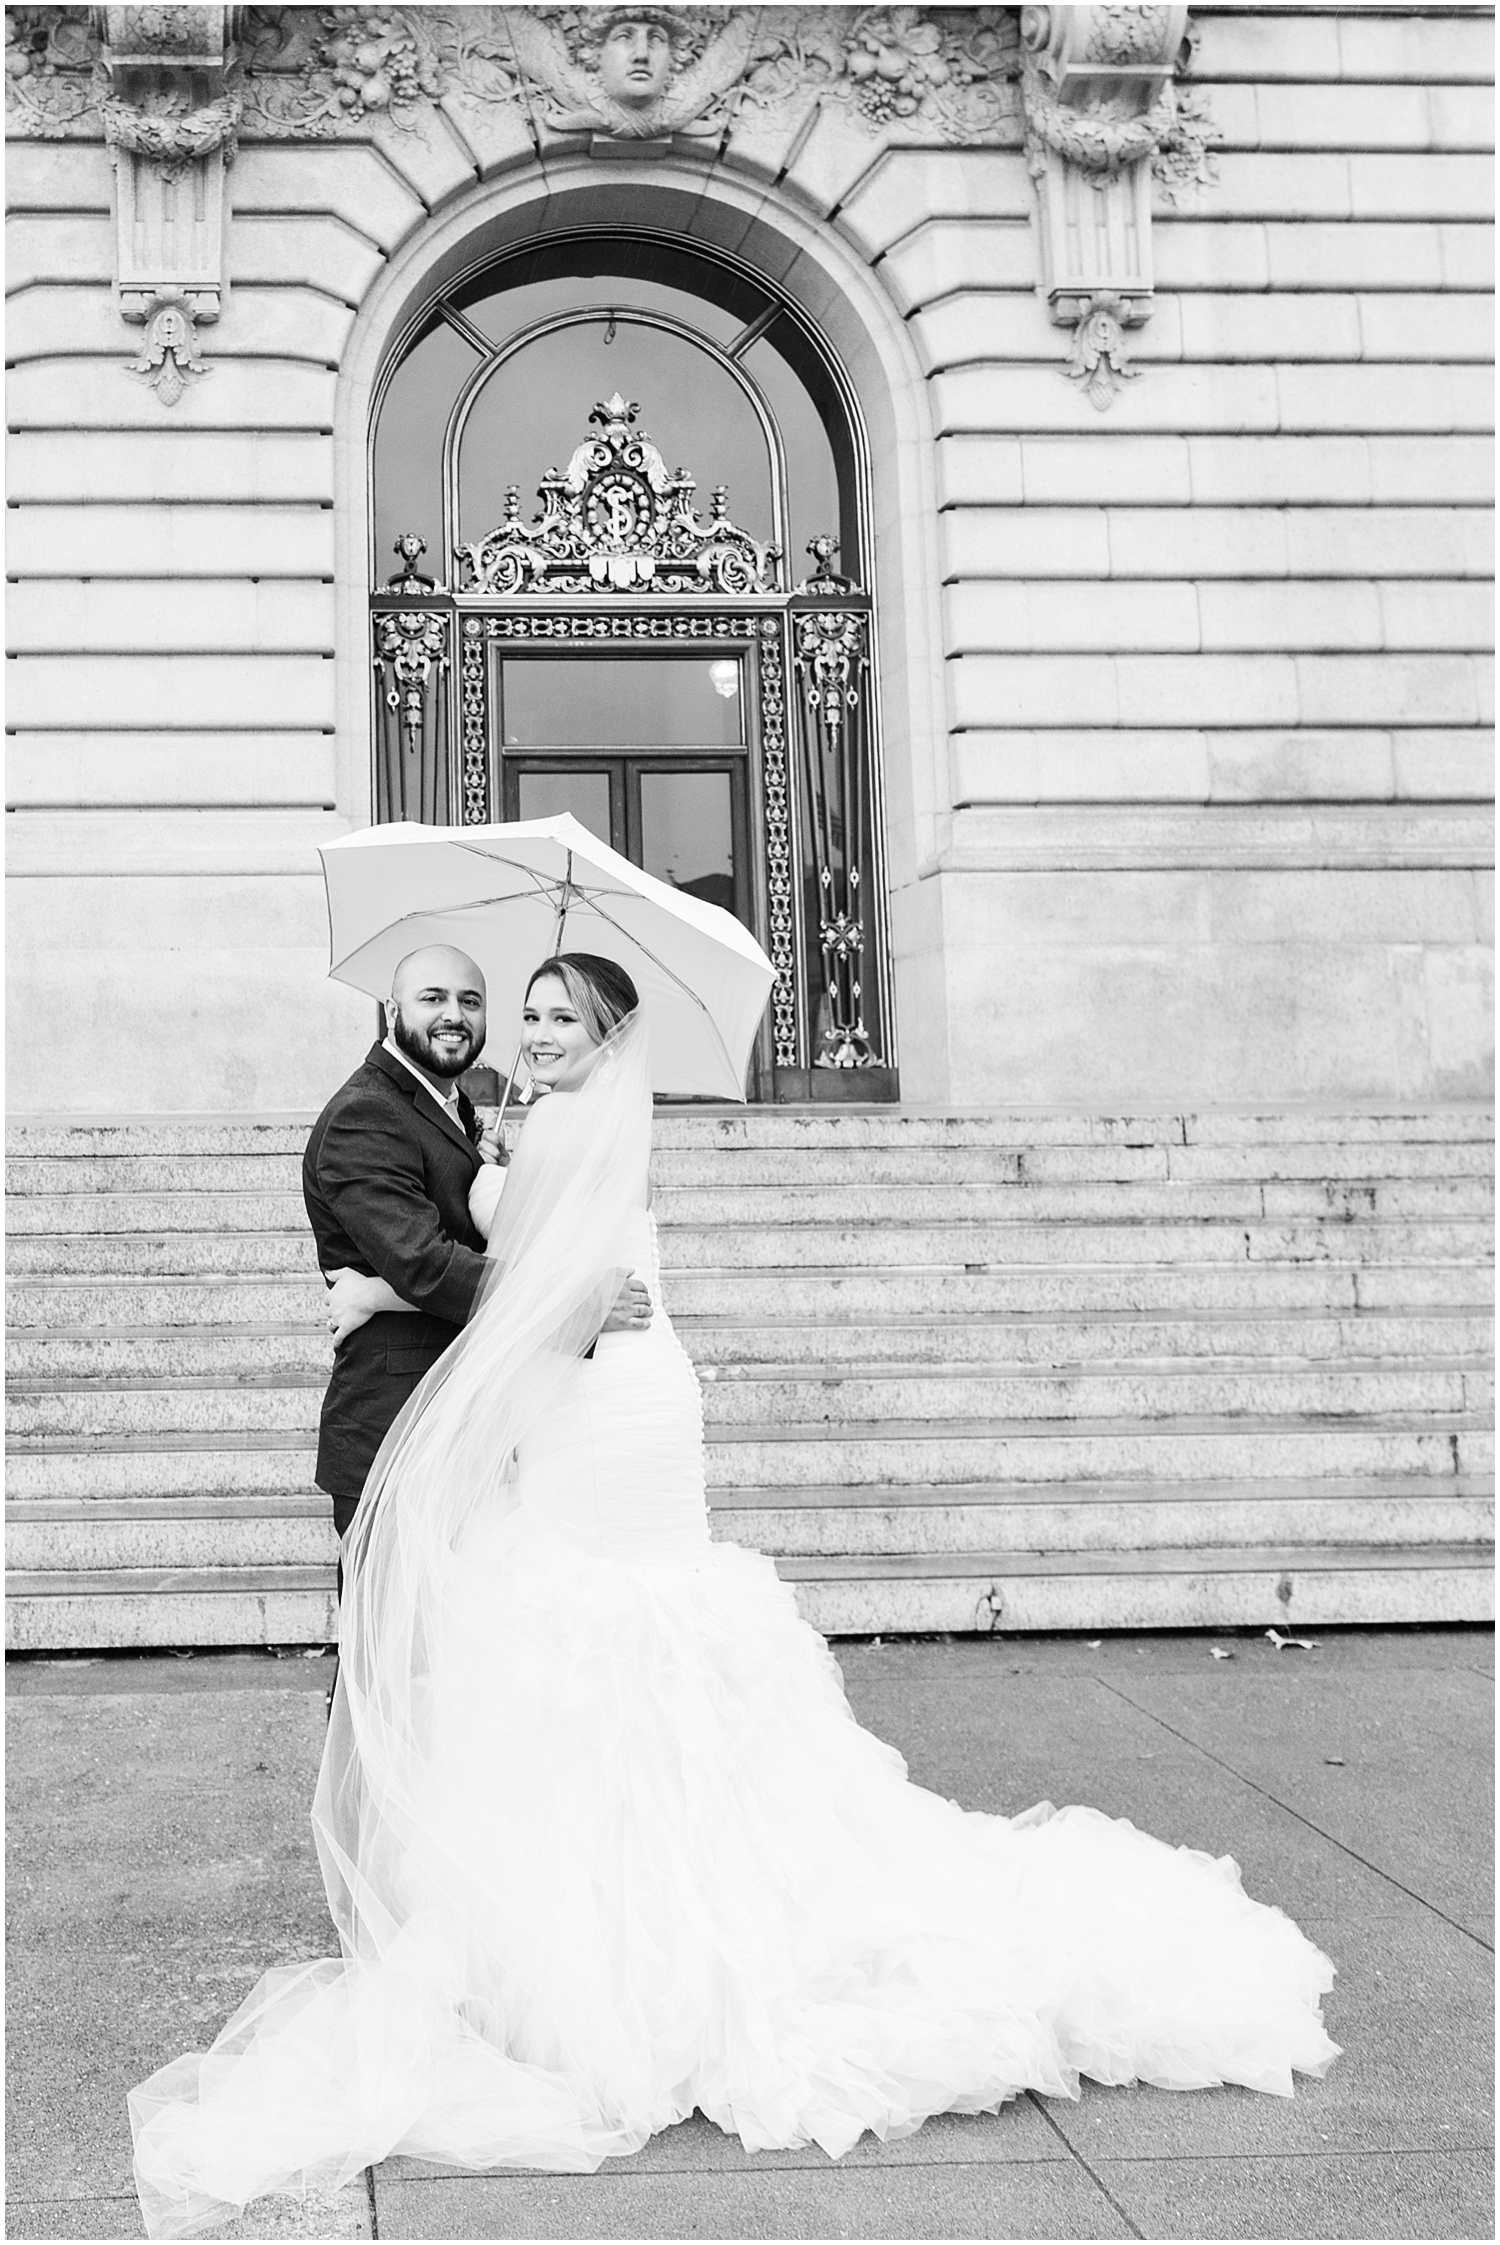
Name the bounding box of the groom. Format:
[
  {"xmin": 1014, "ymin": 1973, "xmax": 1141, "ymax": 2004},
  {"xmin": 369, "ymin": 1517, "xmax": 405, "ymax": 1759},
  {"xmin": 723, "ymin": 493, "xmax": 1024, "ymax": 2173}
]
[{"xmin": 304, "ymin": 942, "xmax": 649, "ymax": 1570}]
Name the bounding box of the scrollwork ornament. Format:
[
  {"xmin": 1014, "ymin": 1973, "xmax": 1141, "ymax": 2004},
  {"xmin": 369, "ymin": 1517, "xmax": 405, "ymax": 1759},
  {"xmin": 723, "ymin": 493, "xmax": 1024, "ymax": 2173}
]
[
  {"xmin": 794, "ymin": 609, "xmax": 867, "ymax": 737},
  {"xmin": 4, "ymin": 7, "xmax": 105, "ymax": 135},
  {"xmin": 457, "ymin": 396, "xmax": 779, "ymax": 598},
  {"xmin": 376, "ymin": 607, "xmax": 448, "ymax": 750}
]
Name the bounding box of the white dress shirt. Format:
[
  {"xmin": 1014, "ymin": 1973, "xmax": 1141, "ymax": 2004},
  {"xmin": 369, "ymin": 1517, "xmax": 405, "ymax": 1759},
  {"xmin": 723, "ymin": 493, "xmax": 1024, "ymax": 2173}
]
[{"xmin": 382, "ymin": 1036, "xmax": 468, "ymax": 1131}]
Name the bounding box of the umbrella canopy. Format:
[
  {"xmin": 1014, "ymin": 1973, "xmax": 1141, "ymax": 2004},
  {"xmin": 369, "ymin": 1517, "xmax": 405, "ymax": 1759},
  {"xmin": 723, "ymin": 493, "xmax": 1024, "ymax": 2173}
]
[{"xmin": 318, "ymin": 815, "xmax": 776, "ymax": 1101}]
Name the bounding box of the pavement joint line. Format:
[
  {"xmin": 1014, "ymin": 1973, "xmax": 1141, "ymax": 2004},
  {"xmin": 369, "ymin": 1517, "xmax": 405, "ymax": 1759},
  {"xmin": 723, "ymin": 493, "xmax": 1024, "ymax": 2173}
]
[
  {"xmin": 371, "ymin": 2147, "xmax": 1097, "ymax": 2185},
  {"xmin": 1056, "ymin": 2144, "xmax": 1497, "ymax": 2163},
  {"xmin": 1091, "ymin": 1675, "xmax": 1496, "ymax": 1956},
  {"xmin": 365, "ymin": 2161, "xmax": 380, "ymax": 2237},
  {"xmin": 1024, "ymin": 2090, "xmax": 1145, "ymax": 2238}
]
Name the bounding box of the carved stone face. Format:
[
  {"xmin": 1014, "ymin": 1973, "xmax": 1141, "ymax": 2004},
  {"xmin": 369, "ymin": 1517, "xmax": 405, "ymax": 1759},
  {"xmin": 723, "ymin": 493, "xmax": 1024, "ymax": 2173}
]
[{"xmin": 598, "ymin": 18, "xmax": 673, "ymax": 108}]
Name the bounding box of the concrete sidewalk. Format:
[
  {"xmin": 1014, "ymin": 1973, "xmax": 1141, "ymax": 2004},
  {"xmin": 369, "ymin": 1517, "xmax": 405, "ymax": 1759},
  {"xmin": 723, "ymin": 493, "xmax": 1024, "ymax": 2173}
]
[{"xmin": 5, "ymin": 1628, "xmax": 1493, "ymax": 2241}]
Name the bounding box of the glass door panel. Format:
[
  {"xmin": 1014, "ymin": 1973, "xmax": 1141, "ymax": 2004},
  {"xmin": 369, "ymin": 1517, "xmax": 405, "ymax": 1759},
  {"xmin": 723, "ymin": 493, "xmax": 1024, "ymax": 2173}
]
[
  {"xmin": 638, "ymin": 770, "xmax": 739, "ymax": 920},
  {"xmin": 513, "ymin": 767, "xmax": 617, "ymax": 851},
  {"xmin": 498, "ymin": 657, "xmax": 744, "ymax": 749}
]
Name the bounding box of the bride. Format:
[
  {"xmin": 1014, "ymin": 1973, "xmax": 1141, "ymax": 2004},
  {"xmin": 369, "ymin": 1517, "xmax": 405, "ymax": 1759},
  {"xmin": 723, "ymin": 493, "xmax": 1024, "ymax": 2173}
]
[{"xmin": 130, "ymin": 951, "xmax": 1339, "ymax": 2240}]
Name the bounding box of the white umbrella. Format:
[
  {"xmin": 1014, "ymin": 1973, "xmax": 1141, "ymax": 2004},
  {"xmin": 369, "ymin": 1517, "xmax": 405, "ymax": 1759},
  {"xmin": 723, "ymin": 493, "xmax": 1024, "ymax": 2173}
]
[{"xmin": 318, "ymin": 814, "xmax": 776, "ymax": 1101}]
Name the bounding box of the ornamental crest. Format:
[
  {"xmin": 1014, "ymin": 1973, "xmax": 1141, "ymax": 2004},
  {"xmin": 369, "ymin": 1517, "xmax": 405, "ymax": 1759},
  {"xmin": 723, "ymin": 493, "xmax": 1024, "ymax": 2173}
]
[{"xmin": 455, "ymin": 395, "xmax": 780, "ymax": 597}]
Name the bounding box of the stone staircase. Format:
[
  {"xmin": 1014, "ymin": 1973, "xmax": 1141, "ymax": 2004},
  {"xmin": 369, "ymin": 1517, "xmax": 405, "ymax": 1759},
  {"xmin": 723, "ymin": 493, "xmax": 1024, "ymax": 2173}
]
[{"xmin": 5, "ymin": 1108, "xmax": 1494, "ymax": 1649}]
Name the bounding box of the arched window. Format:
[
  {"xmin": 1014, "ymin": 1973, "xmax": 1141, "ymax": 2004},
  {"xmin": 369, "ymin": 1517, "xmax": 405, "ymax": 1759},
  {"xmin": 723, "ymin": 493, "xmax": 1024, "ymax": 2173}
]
[{"xmin": 369, "ymin": 234, "xmax": 894, "ymax": 1103}]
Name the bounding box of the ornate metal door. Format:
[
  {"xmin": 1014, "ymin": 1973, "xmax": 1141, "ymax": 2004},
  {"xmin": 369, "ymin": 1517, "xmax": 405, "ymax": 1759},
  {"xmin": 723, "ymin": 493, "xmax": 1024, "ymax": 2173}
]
[{"xmin": 372, "ymin": 396, "xmax": 896, "ymax": 1102}]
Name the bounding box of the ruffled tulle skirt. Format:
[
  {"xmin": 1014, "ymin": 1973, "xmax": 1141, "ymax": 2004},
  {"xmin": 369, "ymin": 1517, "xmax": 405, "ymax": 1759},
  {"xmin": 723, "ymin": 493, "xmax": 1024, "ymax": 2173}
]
[{"xmin": 131, "ymin": 1509, "xmax": 1339, "ymax": 2238}]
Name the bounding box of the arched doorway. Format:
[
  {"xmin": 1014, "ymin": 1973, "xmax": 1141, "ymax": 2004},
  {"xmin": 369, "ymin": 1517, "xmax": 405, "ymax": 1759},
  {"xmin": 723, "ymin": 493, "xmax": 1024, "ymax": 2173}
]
[{"xmin": 367, "ymin": 232, "xmax": 897, "ymax": 1103}]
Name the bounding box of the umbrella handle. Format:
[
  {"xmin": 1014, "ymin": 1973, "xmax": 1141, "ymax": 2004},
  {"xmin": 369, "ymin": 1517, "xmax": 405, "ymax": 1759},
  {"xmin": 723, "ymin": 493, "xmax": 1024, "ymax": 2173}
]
[{"xmin": 498, "ymin": 1038, "xmax": 526, "ymax": 1115}]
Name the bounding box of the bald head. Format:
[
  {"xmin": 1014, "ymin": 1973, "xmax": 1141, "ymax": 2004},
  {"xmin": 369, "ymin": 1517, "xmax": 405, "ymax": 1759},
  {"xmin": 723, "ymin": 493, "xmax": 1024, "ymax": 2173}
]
[
  {"xmin": 390, "ymin": 945, "xmax": 485, "ymax": 1008},
  {"xmin": 386, "ymin": 946, "xmax": 487, "ymax": 1086}
]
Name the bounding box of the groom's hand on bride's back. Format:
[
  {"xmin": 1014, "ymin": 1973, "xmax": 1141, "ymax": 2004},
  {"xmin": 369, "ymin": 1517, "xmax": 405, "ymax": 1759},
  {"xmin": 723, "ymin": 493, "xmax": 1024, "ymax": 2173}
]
[{"xmin": 600, "ymin": 1277, "xmax": 652, "ymax": 1334}]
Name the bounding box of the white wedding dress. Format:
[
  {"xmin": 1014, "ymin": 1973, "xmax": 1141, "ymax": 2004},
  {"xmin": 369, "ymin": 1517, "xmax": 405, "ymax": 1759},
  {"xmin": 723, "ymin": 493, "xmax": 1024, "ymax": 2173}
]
[{"xmin": 131, "ymin": 1022, "xmax": 1338, "ymax": 2239}]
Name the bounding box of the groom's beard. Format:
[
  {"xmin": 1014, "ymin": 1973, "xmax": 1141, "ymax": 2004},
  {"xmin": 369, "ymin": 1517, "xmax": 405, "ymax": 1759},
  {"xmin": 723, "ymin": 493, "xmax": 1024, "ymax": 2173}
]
[{"xmin": 390, "ymin": 1008, "xmax": 479, "ymax": 1080}]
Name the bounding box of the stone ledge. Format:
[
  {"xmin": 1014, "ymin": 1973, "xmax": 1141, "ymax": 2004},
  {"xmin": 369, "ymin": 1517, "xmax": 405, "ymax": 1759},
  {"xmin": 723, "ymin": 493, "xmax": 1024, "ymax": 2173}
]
[{"xmin": 927, "ymin": 804, "xmax": 1496, "ymax": 874}]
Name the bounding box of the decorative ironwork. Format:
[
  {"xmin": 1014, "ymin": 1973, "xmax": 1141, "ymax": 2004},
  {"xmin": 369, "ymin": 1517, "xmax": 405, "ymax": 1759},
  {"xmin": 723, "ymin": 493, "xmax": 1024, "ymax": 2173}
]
[
  {"xmin": 455, "ymin": 395, "xmax": 780, "ymax": 597},
  {"xmin": 796, "ymin": 533, "xmax": 857, "ymax": 598},
  {"xmin": 385, "ymin": 531, "xmax": 439, "ymax": 593},
  {"xmin": 459, "ymin": 617, "xmax": 489, "ymax": 824},
  {"xmin": 484, "ymin": 612, "xmax": 757, "ymax": 642},
  {"xmin": 754, "ymin": 616, "xmax": 798, "ymax": 1068},
  {"xmin": 372, "ymin": 605, "xmax": 452, "ymax": 824},
  {"xmin": 791, "ymin": 550, "xmax": 880, "ymax": 1070}
]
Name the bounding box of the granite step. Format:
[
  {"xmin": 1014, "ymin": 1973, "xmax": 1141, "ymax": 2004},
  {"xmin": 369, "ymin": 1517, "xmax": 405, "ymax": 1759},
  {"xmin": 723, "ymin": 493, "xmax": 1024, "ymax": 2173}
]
[
  {"xmin": 9, "ymin": 1108, "xmax": 1491, "ymax": 1163},
  {"xmin": 9, "ymin": 1175, "xmax": 1494, "ymax": 1236},
  {"xmin": 9, "ymin": 1361, "xmax": 1490, "ymax": 1441},
  {"xmin": 14, "ymin": 1260, "xmax": 1488, "ymax": 1325},
  {"xmin": 6, "ymin": 1540, "xmax": 1492, "ymax": 1653},
  {"xmin": 9, "ymin": 1219, "xmax": 1489, "ymax": 1279},
  {"xmin": 9, "ymin": 1476, "xmax": 1492, "ymax": 1574},
  {"xmin": 702, "ymin": 1418, "xmax": 1493, "ymax": 1490},
  {"xmin": 11, "ymin": 1416, "xmax": 1488, "ymax": 1495},
  {"xmin": 8, "ymin": 1309, "xmax": 1490, "ymax": 1382},
  {"xmin": 10, "ymin": 1136, "xmax": 1496, "ymax": 1197},
  {"xmin": 9, "ymin": 1172, "xmax": 1491, "ymax": 1227},
  {"xmin": 654, "ymin": 1180, "xmax": 1494, "ymax": 1223}
]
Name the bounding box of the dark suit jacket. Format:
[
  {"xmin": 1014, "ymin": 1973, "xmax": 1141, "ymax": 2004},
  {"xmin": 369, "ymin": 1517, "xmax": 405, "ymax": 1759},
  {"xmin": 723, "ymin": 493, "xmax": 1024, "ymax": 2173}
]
[{"xmin": 303, "ymin": 1042, "xmax": 489, "ymax": 1497}]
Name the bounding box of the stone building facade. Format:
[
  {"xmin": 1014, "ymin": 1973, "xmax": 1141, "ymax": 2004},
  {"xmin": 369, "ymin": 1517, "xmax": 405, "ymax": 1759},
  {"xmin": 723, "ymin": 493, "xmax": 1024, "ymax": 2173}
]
[
  {"xmin": 7, "ymin": 1, "xmax": 1493, "ymax": 1119},
  {"xmin": 4, "ymin": 4, "xmax": 1494, "ymax": 1649}
]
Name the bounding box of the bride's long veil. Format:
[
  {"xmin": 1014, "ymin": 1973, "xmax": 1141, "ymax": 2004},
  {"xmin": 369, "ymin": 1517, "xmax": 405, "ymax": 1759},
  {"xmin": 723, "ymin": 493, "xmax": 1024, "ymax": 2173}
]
[
  {"xmin": 321, "ymin": 1011, "xmax": 652, "ymax": 1965},
  {"xmin": 129, "ymin": 1014, "xmax": 653, "ymax": 2239}
]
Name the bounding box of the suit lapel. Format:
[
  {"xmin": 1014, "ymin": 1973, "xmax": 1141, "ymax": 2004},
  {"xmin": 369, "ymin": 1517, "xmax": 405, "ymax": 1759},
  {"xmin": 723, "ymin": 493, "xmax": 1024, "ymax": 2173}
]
[{"xmin": 367, "ymin": 1044, "xmax": 482, "ymax": 1168}]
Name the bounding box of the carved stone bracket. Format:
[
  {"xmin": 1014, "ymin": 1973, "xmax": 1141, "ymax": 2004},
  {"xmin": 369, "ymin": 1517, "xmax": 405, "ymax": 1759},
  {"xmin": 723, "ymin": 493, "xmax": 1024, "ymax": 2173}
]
[
  {"xmin": 97, "ymin": 7, "xmax": 239, "ymax": 403},
  {"xmin": 1019, "ymin": 4, "xmax": 1217, "ymax": 408},
  {"xmin": 126, "ymin": 286, "xmax": 210, "ymax": 404}
]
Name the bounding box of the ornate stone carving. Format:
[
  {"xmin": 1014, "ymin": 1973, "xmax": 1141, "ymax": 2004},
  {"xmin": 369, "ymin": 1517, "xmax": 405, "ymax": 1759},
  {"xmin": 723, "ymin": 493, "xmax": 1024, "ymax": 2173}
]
[
  {"xmin": 455, "ymin": 395, "xmax": 780, "ymax": 598},
  {"xmin": 502, "ymin": 6, "xmax": 760, "ymax": 143},
  {"xmin": 99, "ymin": 85, "xmax": 240, "ymax": 173},
  {"xmin": 9, "ymin": 7, "xmax": 1024, "ymax": 152},
  {"xmin": 126, "ymin": 287, "xmax": 211, "ymax": 403},
  {"xmin": 235, "ymin": 6, "xmax": 453, "ymax": 136},
  {"xmin": 1063, "ymin": 292, "xmax": 1138, "ymax": 411},
  {"xmin": 1019, "ymin": 3, "xmax": 1215, "ymax": 409},
  {"xmin": 4, "ymin": 8, "xmax": 103, "ymax": 135}
]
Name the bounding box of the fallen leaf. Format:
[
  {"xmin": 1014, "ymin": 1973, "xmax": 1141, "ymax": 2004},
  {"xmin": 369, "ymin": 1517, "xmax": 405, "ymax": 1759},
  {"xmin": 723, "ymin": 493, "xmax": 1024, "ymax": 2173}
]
[
  {"xmin": 1210, "ymin": 1645, "xmax": 1234, "ymax": 1661},
  {"xmin": 1085, "ymin": 1639, "xmax": 1101, "ymax": 1649},
  {"xmin": 1266, "ymin": 1628, "xmax": 1319, "ymax": 1651}
]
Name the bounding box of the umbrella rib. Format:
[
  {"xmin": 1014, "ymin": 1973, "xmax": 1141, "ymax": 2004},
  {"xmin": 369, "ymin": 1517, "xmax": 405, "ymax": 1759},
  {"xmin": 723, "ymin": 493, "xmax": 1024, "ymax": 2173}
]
[
  {"xmin": 327, "ymin": 881, "xmax": 645, "ymax": 974},
  {"xmin": 580, "ymin": 892, "xmax": 742, "ymax": 1090}
]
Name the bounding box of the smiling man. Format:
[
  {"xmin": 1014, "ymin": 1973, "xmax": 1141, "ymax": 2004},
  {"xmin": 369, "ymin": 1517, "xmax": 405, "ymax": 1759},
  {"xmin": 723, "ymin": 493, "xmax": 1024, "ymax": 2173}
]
[{"xmin": 303, "ymin": 945, "xmax": 496, "ymax": 1561}]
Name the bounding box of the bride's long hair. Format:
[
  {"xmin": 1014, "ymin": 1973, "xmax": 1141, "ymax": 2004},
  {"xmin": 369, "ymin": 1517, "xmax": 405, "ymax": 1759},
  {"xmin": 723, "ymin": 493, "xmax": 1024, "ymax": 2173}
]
[{"xmin": 315, "ymin": 959, "xmax": 651, "ymax": 1969}]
